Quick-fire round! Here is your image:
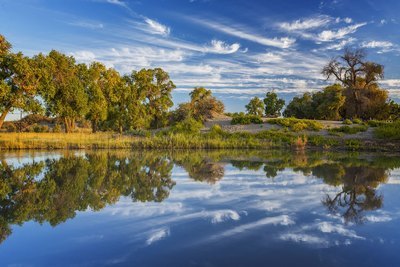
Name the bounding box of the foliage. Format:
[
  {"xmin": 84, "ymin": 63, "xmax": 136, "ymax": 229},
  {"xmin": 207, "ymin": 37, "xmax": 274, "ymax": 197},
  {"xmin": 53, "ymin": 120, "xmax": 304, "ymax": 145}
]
[
  {"xmin": 263, "ymin": 92, "xmax": 285, "ymax": 117},
  {"xmin": 284, "ymin": 85, "xmax": 345, "ymax": 120},
  {"xmin": 268, "ymin": 118, "xmax": 323, "ymax": 131},
  {"xmin": 329, "ymin": 125, "xmax": 368, "ymax": 135},
  {"xmin": 167, "ymin": 117, "xmax": 203, "ymax": 135},
  {"xmin": 343, "ymin": 119, "xmax": 353, "ymax": 125},
  {"xmin": 0, "ymin": 34, "xmax": 42, "ymax": 129},
  {"xmin": 231, "ymin": 114, "xmax": 263, "ymax": 125},
  {"xmin": 353, "ymin": 118, "xmax": 363, "ymax": 124},
  {"xmin": 322, "ymin": 48, "xmax": 389, "ymax": 120},
  {"xmin": 374, "ymin": 121, "xmax": 400, "ymax": 140},
  {"xmin": 245, "ymin": 97, "xmax": 264, "ymax": 116},
  {"xmin": 35, "ymin": 50, "xmax": 89, "ymax": 133}
]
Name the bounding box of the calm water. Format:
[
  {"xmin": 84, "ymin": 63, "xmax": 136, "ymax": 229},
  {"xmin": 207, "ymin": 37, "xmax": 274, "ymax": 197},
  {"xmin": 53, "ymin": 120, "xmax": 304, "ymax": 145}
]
[{"xmin": 1, "ymin": 150, "xmax": 400, "ymax": 267}]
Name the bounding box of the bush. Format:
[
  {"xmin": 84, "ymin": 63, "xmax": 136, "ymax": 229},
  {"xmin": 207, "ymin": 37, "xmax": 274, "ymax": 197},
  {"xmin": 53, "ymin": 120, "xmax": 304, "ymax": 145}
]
[
  {"xmin": 343, "ymin": 119, "xmax": 352, "ymax": 125},
  {"xmin": 291, "ymin": 122, "xmax": 308, "ymax": 132},
  {"xmin": 4, "ymin": 122, "xmax": 17, "ymax": 132},
  {"xmin": 127, "ymin": 129, "xmax": 151, "ymax": 137},
  {"xmin": 329, "ymin": 125, "xmax": 368, "ymax": 135},
  {"xmin": 352, "ymin": 118, "xmax": 362, "ymax": 124},
  {"xmin": 53, "ymin": 124, "xmax": 62, "ymax": 133},
  {"xmin": 231, "ymin": 114, "xmax": 263, "ymax": 125},
  {"xmin": 368, "ymin": 120, "xmax": 389, "ymax": 127},
  {"xmin": 374, "ymin": 121, "xmax": 400, "ymax": 140},
  {"xmin": 267, "ymin": 118, "xmax": 323, "ymax": 131},
  {"xmin": 169, "ymin": 117, "xmax": 203, "ymax": 135}
]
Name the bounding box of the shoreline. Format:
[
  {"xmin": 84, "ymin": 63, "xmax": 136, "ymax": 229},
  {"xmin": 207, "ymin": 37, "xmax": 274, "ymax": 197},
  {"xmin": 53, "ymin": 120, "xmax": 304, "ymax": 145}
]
[{"xmin": 0, "ymin": 131, "xmax": 399, "ymax": 152}]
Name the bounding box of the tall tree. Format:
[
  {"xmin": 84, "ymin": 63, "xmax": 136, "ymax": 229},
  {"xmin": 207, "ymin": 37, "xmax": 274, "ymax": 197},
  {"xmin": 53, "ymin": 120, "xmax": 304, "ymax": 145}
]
[
  {"xmin": 0, "ymin": 35, "xmax": 41, "ymax": 129},
  {"xmin": 264, "ymin": 91, "xmax": 285, "ymax": 117},
  {"xmin": 35, "ymin": 50, "xmax": 88, "ymax": 133},
  {"xmin": 322, "ymin": 48, "xmax": 388, "ymax": 119},
  {"xmin": 132, "ymin": 68, "xmax": 175, "ymax": 129},
  {"xmin": 245, "ymin": 97, "xmax": 265, "ymax": 116},
  {"xmin": 85, "ymin": 62, "xmax": 121, "ymax": 133}
]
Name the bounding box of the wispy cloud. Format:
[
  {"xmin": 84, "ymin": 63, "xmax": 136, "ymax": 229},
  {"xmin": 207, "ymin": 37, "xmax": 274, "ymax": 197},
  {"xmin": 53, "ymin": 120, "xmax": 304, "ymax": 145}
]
[
  {"xmin": 68, "ymin": 20, "xmax": 104, "ymax": 30},
  {"xmin": 278, "ymin": 15, "xmax": 332, "ymax": 31},
  {"xmin": 361, "ymin": 40, "xmax": 393, "ymax": 48},
  {"xmin": 315, "ymin": 23, "xmax": 367, "ymax": 42},
  {"xmin": 190, "ymin": 18, "xmax": 296, "ymax": 49},
  {"xmin": 144, "ymin": 18, "xmax": 171, "ymax": 36},
  {"xmin": 204, "ymin": 40, "xmax": 241, "ymax": 54}
]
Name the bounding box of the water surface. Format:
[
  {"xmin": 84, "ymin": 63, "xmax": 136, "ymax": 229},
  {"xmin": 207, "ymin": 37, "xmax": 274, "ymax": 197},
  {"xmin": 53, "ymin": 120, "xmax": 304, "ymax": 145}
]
[{"xmin": 1, "ymin": 150, "xmax": 400, "ymax": 267}]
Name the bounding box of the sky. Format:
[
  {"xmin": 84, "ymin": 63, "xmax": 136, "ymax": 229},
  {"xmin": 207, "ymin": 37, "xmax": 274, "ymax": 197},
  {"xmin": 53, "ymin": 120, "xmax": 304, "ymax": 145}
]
[{"xmin": 0, "ymin": 0, "xmax": 400, "ymax": 113}]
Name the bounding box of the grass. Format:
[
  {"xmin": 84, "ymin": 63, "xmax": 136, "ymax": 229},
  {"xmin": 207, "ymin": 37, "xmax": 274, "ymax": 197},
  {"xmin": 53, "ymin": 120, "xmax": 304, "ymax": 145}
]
[
  {"xmin": 231, "ymin": 114, "xmax": 263, "ymax": 125},
  {"xmin": 328, "ymin": 125, "xmax": 368, "ymax": 135},
  {"xmin": 374, "ymin": 121, "xmax": 400, "ymax": 140},
  {"xmin": 267, "ymin": 118, "xmax": 323, "ymax": 132}
]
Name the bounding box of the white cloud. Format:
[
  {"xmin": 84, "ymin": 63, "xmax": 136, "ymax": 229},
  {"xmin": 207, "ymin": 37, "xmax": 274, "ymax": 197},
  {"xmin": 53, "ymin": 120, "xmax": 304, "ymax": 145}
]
[
  {"xmin": 322, "ymin": 37, "xmax": 355, "ymax": 50},
  {"xmin": 361, "ymin": 40, "xmax": 394, "ymax": 49},
  {"xmin": 144, "ymin": 18, "xmax": 171, "ymax": 36},
  {"xmin": 204, "ymin": 40, "xmax": 241, "ymax": 54},
  {"xmin": 280, "ymin": 233, "xmax": 328, "ymax": 245},
  {"xmin": 278, "ymin": 15, "xmax": 332, "ymax": 31},
  {"xmin": 191, "ymin": 18, "xmax": 296, "ymax": 48},
  {"xmin": 146, "ymin": 228, "xmax": 170, "ymax": 245},
  {"xmin": 211, "ymin": 210, "xmax": 240, "ymax": 223},
  {"xmin": 69, "ymin": 21, "xmax": 104, "ymax": 30},
  {"xmin": 70, "ymin": 51, "xmax": 96, "ymax": 63},
  {"xmin": 315, "ymin": 23, "xmax": 366, "ymax": 42}
]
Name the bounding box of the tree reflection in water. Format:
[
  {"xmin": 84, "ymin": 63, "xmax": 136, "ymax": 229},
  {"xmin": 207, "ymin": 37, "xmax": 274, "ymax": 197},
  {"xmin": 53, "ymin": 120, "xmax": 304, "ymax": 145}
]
[
  {"xmin": 0, "ymin": 152, "xmax": 174, "ymax": 244},
  {"xmin": 0, "ymin": 150, "xmax": 399, "ymax": 244}
]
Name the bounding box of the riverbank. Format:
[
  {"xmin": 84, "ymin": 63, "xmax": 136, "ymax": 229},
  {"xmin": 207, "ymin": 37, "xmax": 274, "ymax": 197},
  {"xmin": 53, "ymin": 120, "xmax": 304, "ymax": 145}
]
[{"xmin": 0, "ymin": 128, "xmax": 399, "ymax": 151}]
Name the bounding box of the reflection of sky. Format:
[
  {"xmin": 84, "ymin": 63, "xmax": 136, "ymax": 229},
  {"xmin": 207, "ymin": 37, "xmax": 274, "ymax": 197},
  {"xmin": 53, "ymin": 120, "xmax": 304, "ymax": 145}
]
[{"xmin": 1, "ymin": 155, "xmax": 400, "ymax": 266}]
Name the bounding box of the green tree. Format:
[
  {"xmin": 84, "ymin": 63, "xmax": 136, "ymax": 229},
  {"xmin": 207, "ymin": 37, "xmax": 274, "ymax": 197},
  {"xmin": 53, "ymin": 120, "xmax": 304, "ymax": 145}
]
[
  {"xmin": 85, "ymin": 62, "xmax": 110, "ymax": 133},
  {"xmin": 0, "ymin": 35, "xmax": 42, "ymax": 129},
  {"xmin": 283, "ymin": 93, "xmax": 313, "ymax": 118},
  {"xmin": 322, "ymin": 48, "xmax": 389, "ymax": 119},
  {"xmin": 189, "ymin": 87, "xmax": 224, "ymax": 121},
  {"xmin": 132, "ymin": 68, "xmax": 175, "ymax": 129},
  {"xmin": 312, "ymin": 84, "xmax": 345, "ymax": 120},
  {"xmin": 35, "ymin": 51, "xmax": 88, "ymax": 133},
  {"xmin": 245, "ymin": 97, "xmax": 265, "ymax": 116},
  {"xmin": 263, "ymin": 92, "xmax": 285, "ymax": 117}
]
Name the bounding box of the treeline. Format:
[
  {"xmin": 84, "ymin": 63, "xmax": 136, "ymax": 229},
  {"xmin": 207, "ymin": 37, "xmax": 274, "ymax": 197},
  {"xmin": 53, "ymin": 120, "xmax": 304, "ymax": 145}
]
[
  {"xmin": 244, "ymin": 49, "xmax": 400, "ymax": 121},
  {"xmin": 0, "ymin": 35, "xmax": 225, "ymax": 133}
]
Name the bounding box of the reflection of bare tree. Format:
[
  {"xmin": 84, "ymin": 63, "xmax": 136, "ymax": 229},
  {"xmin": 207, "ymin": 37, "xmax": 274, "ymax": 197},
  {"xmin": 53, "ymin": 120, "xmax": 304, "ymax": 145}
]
[{"xmin": 321, "ymin": 166, "xmax": 387, "ymax": 224}]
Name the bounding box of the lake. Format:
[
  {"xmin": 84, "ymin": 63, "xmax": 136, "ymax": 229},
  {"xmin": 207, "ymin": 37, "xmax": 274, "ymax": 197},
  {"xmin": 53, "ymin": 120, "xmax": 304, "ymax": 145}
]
[{"xmin": 0, "ymin": 150, "xmax": 400, "ymax": 267}]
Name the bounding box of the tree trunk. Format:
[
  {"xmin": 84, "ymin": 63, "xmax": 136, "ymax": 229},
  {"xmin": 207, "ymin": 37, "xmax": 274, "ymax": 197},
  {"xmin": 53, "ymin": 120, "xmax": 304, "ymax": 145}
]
[
  {"xmin": 92, "ymin": 120, "xmax": 98, "ymax": 133},
  {"xmin": 64, "ymin": 118, "xmax": 70, "ymax": 133},
  {"xmin": 0, "ymin": 107, "xmax": 11, "ymax": 130}
]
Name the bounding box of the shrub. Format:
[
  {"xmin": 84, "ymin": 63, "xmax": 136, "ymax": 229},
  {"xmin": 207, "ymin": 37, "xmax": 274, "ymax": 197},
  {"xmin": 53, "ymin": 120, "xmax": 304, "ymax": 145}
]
[
  {"xmin": 368, "ymin": 120, "xmax": 389, "ymax": 127},
  {"xmin": 169, "ymin": 117, "xmax": 203, "ymax": 135},
  {"xmin": 329, "ymin": 125, "xmax": 368, "ymax": 135},
  {"xmin": 374, "ymin": 121, "xmax": 400, "ymax": 140},
  {"xmin": 267, "ymin": 118, "xmax": 323, "ymax": 131},
  {"xmin": 352, "ymin": 118, "xmax": 362, "ymax": 124},
  {"xmin": 231, "ymin": 114, "xmax": 263, "ymax": 125},
  {"xmin": 53, "ymin": 124, "xmax": 62, "ymax": 133},
  {"xmin": 343, "ymin": 119, "xmax": 352, "ymax": 125}
]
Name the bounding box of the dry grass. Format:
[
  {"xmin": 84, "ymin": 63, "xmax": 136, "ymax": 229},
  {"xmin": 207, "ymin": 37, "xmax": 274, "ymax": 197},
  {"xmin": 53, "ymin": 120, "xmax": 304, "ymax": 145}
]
[{"xmin": 0, "ymin": 132, "xmax": 138, "ymax": 150}]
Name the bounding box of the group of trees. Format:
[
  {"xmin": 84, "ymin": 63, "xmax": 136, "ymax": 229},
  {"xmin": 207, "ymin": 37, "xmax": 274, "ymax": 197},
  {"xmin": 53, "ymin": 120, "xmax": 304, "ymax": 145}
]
[
  {"xmin": 1, "ymin": 35, "xmax": 225, "ymax": 133},
  {"xmin": 245, "ymin": 92, "xmax": 285, "ymax": 117},
  {"xmin": 284, "ymin": 49, "xmax": 398, "ymax": 120},
  {"xmin": 244, "ymin": 49, "xmax": 399, "ymax": 121}
]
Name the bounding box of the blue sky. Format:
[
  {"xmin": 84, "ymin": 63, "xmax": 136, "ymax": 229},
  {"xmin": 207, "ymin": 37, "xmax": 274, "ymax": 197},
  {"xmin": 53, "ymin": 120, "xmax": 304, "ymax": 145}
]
[{"xmin": 1, "ymin": 0, "xmax": 400, "ymax": 112}]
